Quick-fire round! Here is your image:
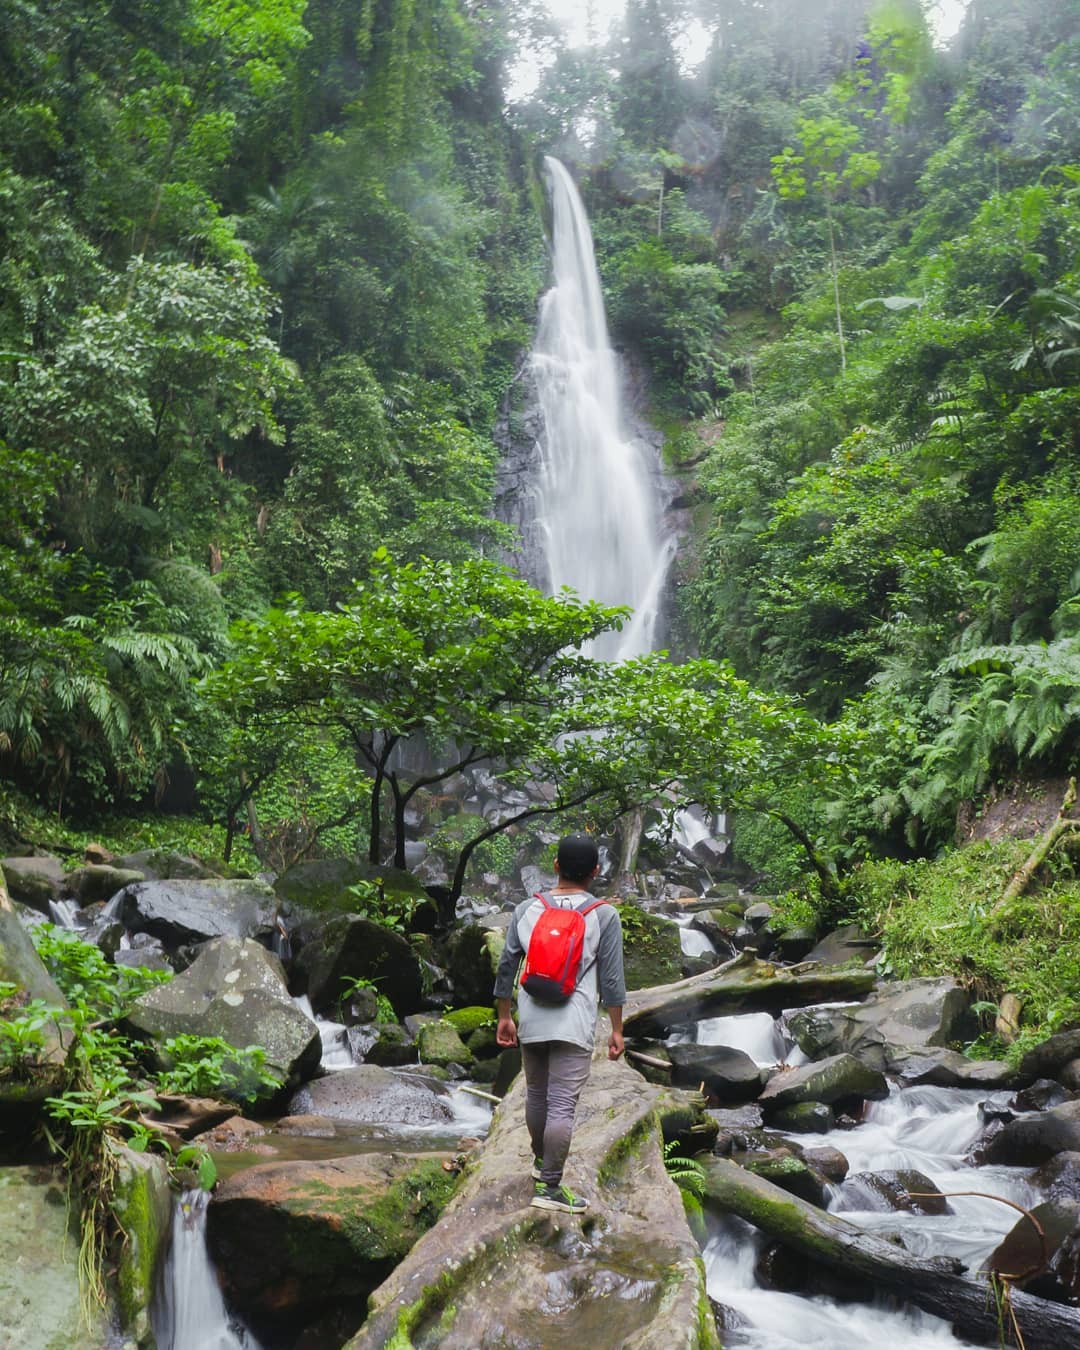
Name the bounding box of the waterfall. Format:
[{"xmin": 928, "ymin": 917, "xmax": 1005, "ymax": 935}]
[
  {"xmin": 153, "ymin": 1190, "xmax": 260, "ymax": 1350},
  {"xmin": 531, "ymin": 156, "xmax": 673, "ymax": 658}
]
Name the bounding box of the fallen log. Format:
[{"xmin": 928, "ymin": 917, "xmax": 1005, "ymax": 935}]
[
  {"xmin": 701, "ymin": 1156, "xmax": 1080, "ymax": 1348},
  {"xmin": 624, "ymin": 952, "xmax": 876, "ymax": 1037},
  {"xmin": 344, "ymin": 1017, "xmax": 718, "ymax": 1350},
  {"xmin": 994, "ymin": 777, "xmax": 1080, "ymax": 919}
]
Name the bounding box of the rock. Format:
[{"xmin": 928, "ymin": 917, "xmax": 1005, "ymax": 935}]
[
  {"xmin": 417, "ymin": 1020, "xmax": 473, "ymax": 1069},
  {"xmin": 117, "ymin": 848, "xmax": 220, "ymax": 880},
  {"xmin": 1013, "ymin": 1079, "xmax": 1075, "ymax": 1112},
  {"xmin": 743, "ymin": 901, "xmax": 774, "ymax": 930},
  {"xmin": 196, "ymin": 1115, "xmax": 271, "ymax": 1151},
  {"xmin": 800, "ymin": 1145, "xmax": 850, "ymax": 1183},
  {"xmin": 444, "ymin": 921, "xmax": 504, "ymax": 1007},
  {"xmin": 442, "ymin": 1005, "xmax": 495, "ymax": 1036},
  {"xmin": 126, "ymin": 937, "xmax": 320, "ymax": 1092},
  {"xmin": 804, "ymin": 923, "xmax": 879, "ymax": 965},
  {"xmin": 0, "ymin": 1165, "xmax": 111, "ymax": 1347},
  {"xmin": 114, "ymin": 878, "xmax": 279, "ymax": 950},
  {"xmin": 982, "ymin": 1100, "xmax": 1080, "ymax": 1166},
  {"xmin": 989, "ymin": 1200, "xmax": 1080, "ymax": 1303},
  {"xmin": 1060, "ymin": 1058, "xmax": 1080, "ymax": 1092},
  {"xmin": 293, "ymin": 914, "xmax": 424, "ymax": 1017},
  {"xmin": 0, "ymin": 856, "xmax": 66, "ymax": 914},
  {"xmin": 759, "ymin": 1054, "xmax": 889, "ymax": 1114},
  {"xmin": 65, "ymin": 864, "xmax": 145, "ymax": 905},
  {"xmin": 1019, "ymin": 1029, "xmax": 1080, "ymax": 1083},
  {"xmin": 110, "ymin": 1142, "xmax": 172, "ymax": 1343},
  {"xmin": 774, "ymin": 927, "xmax": 817, "ymax": 963},
  {"xmin": 784, "ymin": 978, "xmax": 973, "ymax": 1072},
  {"xmin": 0, "ymin": 900, "xmax": 70, "ymax": 1123},
  {"xmin": 667, "ymin": 1043, "xmax": 766, "ymax": 1104},
  {"xmin": 207, "ymin": 1153, "xmax": 457, "ymax": 1346},
  {"xmin": 113, "ymin": 934, "xmax": 173, "ymax": 973},
  {"xmin": 275, "ymin": 857, "xmax": 428, "ymax": 924},
  {"xmin": 287, "ymin": 1065, "xmax": 453, "ymax": 1126},
  {"xmin": 620, "ymin": 903, "xmax": 685, "ymax": 989},
  {"xmin": 707, "ymin": 1103, "xmax": 765, "ymax": 1155},
  {"xmin": 153, "ymin": 1094, "xmax": 238, "ymax": 1138},
  {"xmin": 83, "ymin": 842, "xmax": 116, "ymax": 865},
  {"xmin": 837, "ymin": 1169, "xmax": 952, "ymax": 1215},
  {"xmin": 1034, "ymin": 1153, "xmax": 1080, "ymax": 1204},
  {"xmin": 739, "ymin": 1148, "xmax": 828, "ymax": 1206},
  {"xmin": 892, "ymin": 1047, "xmax": 1015, "ymax": 1089},
  {"xmin": 363, "ymin": 1022, "xmax": 417, "ymax": 1067},
  {"xmin": 769, "ymin": 1101, "xmax": 835, "ymax": 1133},
  {"xmin": 277, "ymin": 1114, "xmax": 338, "ymax": 1138}
]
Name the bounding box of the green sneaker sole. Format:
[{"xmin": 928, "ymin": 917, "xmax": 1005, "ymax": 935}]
[{"xmin": 530, "ymin": 1192, "xmax": 588, "ymax": 1214}]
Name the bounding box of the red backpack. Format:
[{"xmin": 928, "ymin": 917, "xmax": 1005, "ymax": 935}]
[{"xmin": 521, "ymin": 893, "xmax": 608, "ymax": 1004}]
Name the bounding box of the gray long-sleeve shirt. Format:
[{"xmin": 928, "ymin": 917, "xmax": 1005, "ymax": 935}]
[{"xmin": 493, "ymin": 891, "xmax": 626, "ymax": 1052}]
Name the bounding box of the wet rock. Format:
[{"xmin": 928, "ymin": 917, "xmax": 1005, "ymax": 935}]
[
  {"xmin": 892, "ymin": 1047, "xmax": 1015, "ymax": 1089},
  {"xmin": 0, "ymin": 1165, "xmax": 111, "ymax": 1346},
  {"xmin": 110, "ymin": 1142, "xmax": 172, "ymax": 1342},
  {"xmin": 1013, "ymin": 1078, "xmax": 1075, "ymax": 1112},
  {"xmin": 989, "ymin": 1200, "xmax": 1080, "ymax": 1303},
  {"xmin": 837, "ymin": 1170, "xmax": 952, "ymax": 1215},
  {"xmin": 1018, "ymin": 1029, "xmax": 1080, "ymax": 1082},
  {"xmin": 983, "ymin": 1100, "xmax": 1080, "ymax": 1166},
  {"xmin": 207, "ymin": 1153, "xmax": 457, "ymax": 1346},
  {"xmin": 800, "ymin": 1145, "xmax": 849, "ymax": 1183},
  {"xmin": 621, "ymin": 903, "xmax": 684, "ymax": 989},
  {"xmin": 1035, "ymin": 1153, "xmax": 1080, "ymax": 1204},
  {"xmin": 65, "ymin": 864, "xmax": 145, "ymax": 905},
  {"xmin": 0, "ymin": 856, "xmax": 65, "ymax": 914},
  {"xmin": 708, "ymin": 1103, "xmax": 765, "ymax": 1156},
  {"xmin": 363, "ymin": 1022, "xmax": 417, "ymax": 1067},
  {"xmin": 743, "ymin": 901, "xmax": 774, "ymax": 930},
  {"xmin": 114, "ymin": 877, "xmax": 279, "ymax": 950},
  {"xmin": 739, "ymin": 1148, "xmax": 829, "ymax": 1206},
  {"xmin": 759, "ymin": 1055, "xmax": 889, "ymax": 1115},
  {"xmin": 417, "ymin": 1020, "xmax": 473, "ymax": 1069},
  {"xmin": 277, "ymin": 1114, "xmax": 338, "ymax": 1138},
  {"xmin": 287, "ymin": 1065, "xmax": 453, "ymax": 1126},
  {"xmin": 784, "ymin": 978, "xmax": 973, "ymax": 1072},
  {"xmin": 804, "ymin": 923, "xmax": 878, "ymax": 965},
  {"xmin": 668, "ymin": 1043, "xmax": 766, "ymax": 1104},
  {"xmin": 774, "ymin": 927, "xmax": 817, "ymax": 963},
  {"xmin": 153, "ymin": 1094, "xmax": 238, "ymax": 1138},
  {"xmin": 769, "ymin": 1101, "xmax": 835, "ymax": 1133},
  {"xmin": 126, "ymin": 937, "xmax": 320, "ymax": 1092},
  {"xmin": 293, "ymin": 914, "xmax": 424, "ymax": 1018},
  {"xmin": 275, "ymin": 858, "xmax": 430, "ymax": 931}
]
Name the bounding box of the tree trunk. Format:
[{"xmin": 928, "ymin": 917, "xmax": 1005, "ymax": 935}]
[
  {"xmin": 994, "ymin": 777, "xmax": 1078, "ymax": 918},
  {"xmin": 623, "ymin": 953, "xmax": 876, "ymax": 1037},
  {"xmin": 825, "ymin": 197, "xmax": 846, "ymax": 373},
  {"xmin": 701, "ymin": 1156, "xmax": 1080, "ymax": 1347}
]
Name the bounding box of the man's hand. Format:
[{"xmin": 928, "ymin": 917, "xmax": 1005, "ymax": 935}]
[
  {"xmin": 496, "ymin": 1016, "xmax": 518, "ymax": 1048},
  {"xmin": 607, "ymin": 1029, "xmax": 624, "ymax": 1060}
]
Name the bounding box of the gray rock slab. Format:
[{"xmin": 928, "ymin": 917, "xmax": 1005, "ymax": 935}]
[
  {"xmin": 759, "ymin": 1054, "xmax": 889, "ymax": 1111},
  {"xmin": 287, "ymin": 1065, "xmax": 453, "ymax": 1126},
  {"xmin": 114, "ymin": 878, "xmax": 278, "ymax": 949}
]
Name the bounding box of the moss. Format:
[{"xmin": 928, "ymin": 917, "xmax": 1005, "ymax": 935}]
[
  {"xmin": 681, "ymin": 1190, "xmax": 708, "ymax": 1248},
  {"xmin": 597, "ymin": 1111, "xmax": 656, "ymax": 1187},
  {"xmin": 694, "ymin": 1256, "xmax": 722, "ymax": 1349},
  {"xmin": 109, "ymin": 1145, "xmax": 171, "ymax": 1340},
  {"xmin": 443, "ymin": 1006, "xmax": 494, "ymax": 1035}
]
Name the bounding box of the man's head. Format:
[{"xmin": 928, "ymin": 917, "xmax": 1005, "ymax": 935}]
[{"xmin": 555, "ymin": 833, "xmax": 599, "ymax": 883}]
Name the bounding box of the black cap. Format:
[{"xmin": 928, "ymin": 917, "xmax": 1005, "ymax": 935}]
[{"xmin": 556, "ymin": 833, "xmax": 599, "ymax": 883}]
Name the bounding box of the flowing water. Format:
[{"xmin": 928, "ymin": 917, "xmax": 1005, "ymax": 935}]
[
  {"xmin": 153, "ymin": 1190, "xmax": 260, "ymax": 1350},
  {"xmin": 531, "ymin": 156, "xmax": 673, "ymax": 659}
]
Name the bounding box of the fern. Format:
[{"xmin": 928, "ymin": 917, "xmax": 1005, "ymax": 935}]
[{"xmin": 663, "ymin": 1140, "xmax": 706, "ymax": 1198}]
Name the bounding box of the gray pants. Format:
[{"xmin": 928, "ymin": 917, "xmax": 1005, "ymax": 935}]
[{"xmin": 521, "ymin": 1040, "xmax": 593, "ymax": 1186}]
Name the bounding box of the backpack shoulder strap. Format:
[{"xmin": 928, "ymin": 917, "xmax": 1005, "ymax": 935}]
[
  {"xmin": 576, "ymin": 898, "xmax": 609, "ymax": 917},
  {"xmin": 533, "ymin": 892, "xmax": 554, "ymax": 910}
]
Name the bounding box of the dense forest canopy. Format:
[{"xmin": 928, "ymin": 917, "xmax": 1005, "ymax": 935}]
[{"xmin": 1, "ymin": 0, "xmax": 1077, "ymax": 902}]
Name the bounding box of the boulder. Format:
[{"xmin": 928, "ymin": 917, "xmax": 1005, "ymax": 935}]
[
  {"xmin": 207, "ymin": 1153, "xmax": 458, "ymax": 1347},
  {"xmin": 362, "ymin": 1022, "xmax": 417, "ymax": 1067},
  {"xmin": 1035, "ymin": 1153, "xmax": 1080, "ymax": 1204},
  {"xmin": 116, "ymin": 849, "xmax": 220, "ymax": 880},
  {"xmin": 292, "ymin": 915, "xmax": 424, "ymax": 1017},
  {"xmin": 110, "ymin": 1143, "xmax": 173, "ymax": 1343},
  {"xmin": 989, "ymin": 1200, "xmax": 1080, "ymax": 1304},
  {"xmin": 784, "ymin": 978, "xmax": 973, "ymax": 1072},
  {"xmin": 275, "ymin": 858, "xmax": 429, "ymax": 925},
  {"xmin": 739, "ymin": 1148, "xmax": 829, "ymax": 1206},
  {"xmin": 0, "ymin": 898, "xmax": 70, "ymax": 1120},
  {"xmin": 126, "ymin": 937, "xmax": 320, "ymax": 1091},
  {"xmin": 774, "ymin": 927, "xmax": 818, "ymax": 963},
  {"xmin": 620, "ymin": 904, "xmax": 699, "ymax": 989},
  {"xmin": 982, "ymin": 1101, "xmax": 1080, "ymax": 1166},
  {"xmin": 0, "ymin": 1165, "xmax": 111, "ymax": 1347},
  {"xmin": 836, "ymin": 1170, "xmax": 952, "ymax": 1215},
  {"xmin": 113, "ymin": 878, "xmax": 279, "ymax": 950},
  {"xmin": 804, "ymin": 923, "xmax": 879, "ymax": 965},
  {"xmin": 800, "ymin": 1144, "xmax": 850, "ymax": 1183},
  {"xmin": 64, "ymin": 864, "xmax": 145, "ymax": 905},
  {"xmin": 1019, "ymin": 1029, "xmax": 1080, "ymax": 1083},
  {"xmin": 444, "ymin": 921, "xmax": 504, "ymax": 1007},
  {"xmin": 892, "ymin": 1047, "xmax": 1015, "ymax": 1089},
  {"xmin": 0, "ymin": 856, "xmax": 66, "ymax": 915},
  {"xmin": 667, "ymin": 1043, "xmax": 766, "ymax": 1104},
  {"xmin": 287, "ymin": 1065, "xmax": 453, "ymax": 1126},
  {"xmin": 769, "ymin": 1101, "xmax": 835, "ymax": 1133},
  {"xmin": 417, "ymin": 1020, "xmax": 473, "ymax": 1069},
  {"xmin": 759, "ymin": 1054, "xmax": 889, "ymax": 1114},
  {"xmin": 113, "ymin": 934, "xmax": 172, "ymax": 973}
]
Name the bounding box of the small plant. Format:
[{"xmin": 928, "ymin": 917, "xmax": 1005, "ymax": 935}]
[
  {"xmin": 346, "ymin": 877, "xmax": 419, "ymax": 933},
  {"xmin": 338, "ymin": 974, "xmax": 396, "ymax": 1023},
  {"xmin": 170, "ymin": 1142, "xmax": 218, "ymax": 1192},
  {"xmin": 32, "ymin": 923, "xmax": 172, "ymax": 1018},
  {"xmin": 663, "ymin": 1139, "xmax": 707, "ymax": 1197},
  {"xmin": 154, "ymin": 1034, "xmax": 281, "ymax": 1102},
  {"xmin": 0, "ymin": 983, "xmax": 54, "ymax": 1076}
]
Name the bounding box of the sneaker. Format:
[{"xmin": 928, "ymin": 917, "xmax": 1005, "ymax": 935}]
[
  {"xmin": 530, "ymin": 1182, "xmax": 588, "ymax": 1214},
  {"xmin": 530, "ymin": 1157, "xmax": 543, "ymax": 1181}
]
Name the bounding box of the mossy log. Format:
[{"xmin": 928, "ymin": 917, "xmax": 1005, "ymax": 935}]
[
  {"xmin": 624, "ymin": 953, "xmax": 876, "ymax": 1037},
  {"xmin": 344, "ymin": 1017, "xmax": 718, "ymax": 1350},
  {"xmin": 701, "ymin": 1156, "xmax": 1080, "ymax": 1347}
]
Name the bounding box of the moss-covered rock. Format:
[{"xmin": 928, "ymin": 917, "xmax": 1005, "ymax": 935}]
[
  {"xmin": 293, "ymin": 914, "xmax": 424, "ymax": 1018},
  {"xmin": 417, "ymin": 1020, "xmax": 473, "ymax": 1069},
  {"xmin": 275, "ymin": 858, "xmax": 428, "ymax": 919},
  {"xmin": 618, "ymin": 904, "xmax": 683, "ymax": 990},
  {"xmin": 109, "ymin": 1142, "xmax": 173, "ymax": 1342},
  {"xmin": 207, "ymin": 1153, "xmax": 457, "ymax": 1344},
  {"xmin": 443, "ymin": 1005, "xmax": 494, "ymax": 1036}
]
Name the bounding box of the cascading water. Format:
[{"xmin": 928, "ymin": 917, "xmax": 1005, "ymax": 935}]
[{"xmin": 531, "ymin": 156, "xmax": 673, "ymax": 659}]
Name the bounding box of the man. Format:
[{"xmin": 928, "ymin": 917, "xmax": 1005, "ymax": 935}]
[{"xmin": 494, "ymin": 833, "xmax": 625, "ymax": 1215}]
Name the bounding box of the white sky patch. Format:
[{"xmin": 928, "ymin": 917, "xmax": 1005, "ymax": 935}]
[{"xmin": 509, "ymin": 2, "xmax": 970, "ymax": 104}]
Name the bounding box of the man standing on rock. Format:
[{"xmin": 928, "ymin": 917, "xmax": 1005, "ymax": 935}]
[{"xmin": 494, "ymin": 833, "xmax": 625, "ymax": 1215}]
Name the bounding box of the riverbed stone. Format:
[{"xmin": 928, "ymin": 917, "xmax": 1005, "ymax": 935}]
[
  {"xmin": 759, "ymin": 1054, "xmax": 889, "ymax": 1114},
  {"xmin": 207, "ymin": 1152, "xmax": 457, "ymax": 1347},
  {"xmin": 1034, "ymin": 1153, "xmax": 1080, "ymax": 1204},
  {"xmin": 417, "ymin": 1019, "xmax": 473, "ymax": 1069},
  {"xmin": 983, "ymin": 1100, "xmax": 1080, "ymax": 1166},
  {"xmin": 0, "ymin": 1165, "xmax": 112, "ymax": 1348},
  {"xmin": 362, "ymin": 1021, "xmax": 417, "ymax": 1067},
  {"xmin": 287, "ymin": 1064, "xmax": 453, "ymax": 1126},
  {"xmin": 804, "ymin": 923, "xmax": 878, "ymax": 965},
  {"xmin": 769, "ymin": 1101, "xmax": 835, "ymax": 1133},
  {"xmin": 892, "ymin": 1046, "xmax": 1016, "ymax": 1089},
  {"xmin": 444, "ymin": 921, "xmax": 504, "ymax": 1007},
  {"xmin": 800, "ymin": 1144, "xmax": 850, "ymax": 1183},
  {"xmin": 838, "ymin": 1169, "xmax": 952, "ymax": 1215},
  {"xmin": 0, "ymin": 856, "xmax": 66, "ymax": 915},
  {"xmin": 739, "ymin": 1148, "xmax": 828, "ymax": 1206},
  {"xmin": 667, "ymin": 1042, "xmax": 766, "ymax": 1104},
  {"xmin": 125, "ymin": 937, "xmax": 320, "ymax": 1092},
  {"xmin": 113, "ymin": 877, "xmax": 279, "ymax": 950},
  {"xmin": 110, "ymin": 1141, "xmax": 172, "ymax": 1342},
  {"xmin": 293, "ymin": 913, "xmax": 424, "ymax": 1018},
  {"xmin": 989, "ymin": 1199, "xmax": 1080, "ymax": 1303}
]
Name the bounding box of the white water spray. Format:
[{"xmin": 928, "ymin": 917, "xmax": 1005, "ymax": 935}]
[{"xmin": 531, "ymin": 156, "xmax": 673, "ymax": 657}]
